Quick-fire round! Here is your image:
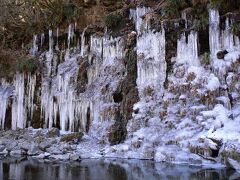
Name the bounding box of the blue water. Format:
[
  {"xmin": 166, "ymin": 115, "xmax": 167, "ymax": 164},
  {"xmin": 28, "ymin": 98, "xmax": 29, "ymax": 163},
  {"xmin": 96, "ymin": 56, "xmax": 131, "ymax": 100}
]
[{"xmin": 0, "ymin": 156, "xmax": 238, "ymax": 180}]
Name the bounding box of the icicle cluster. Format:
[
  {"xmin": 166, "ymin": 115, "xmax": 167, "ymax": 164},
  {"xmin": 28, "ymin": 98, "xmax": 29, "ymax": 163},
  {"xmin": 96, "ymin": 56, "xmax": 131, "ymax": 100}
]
[
  {"xmin": 209, "ymin": 9, "xmax": 240, "ymax": 77},
  {"xmin": 209, "ymin": 9, "xmax": 240, "ymax": 57},
  {"xmin": 35, "ymin": 25, "xmax": 124, "ymax": 132},
  {"xmin": 130, "ymin": 7, "xmax": 166, "ymax": 97},
  {"xmin": 176, "ymin": 31, "xmax": 200, "ymax": 66}
]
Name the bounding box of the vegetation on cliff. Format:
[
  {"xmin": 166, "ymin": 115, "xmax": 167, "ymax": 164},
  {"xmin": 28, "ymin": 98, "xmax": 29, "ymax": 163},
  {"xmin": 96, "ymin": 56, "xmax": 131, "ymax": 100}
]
[{"xmin": 0, "ymin": 0, "xmax": 239, "ymax": 77}]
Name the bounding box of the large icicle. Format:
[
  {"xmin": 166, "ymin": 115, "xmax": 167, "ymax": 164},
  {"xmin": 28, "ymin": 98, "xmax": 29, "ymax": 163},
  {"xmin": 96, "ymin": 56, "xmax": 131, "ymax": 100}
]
[
  {"xmin": 67, "ymin": 24, "xmax": 74, "ymax": 49},
  {"xmin": 11, "ymin": 74, "xmax": 36, "ymax": 130},
  {"xmin": 130, "ymin": 7, "xmax": 152, "ymax": 34},
  {"xmin": 25, "ymin": 74, "xmax": 36, "ymax": 120},
  {"xmin": 31, "ymin": 35, "xmax": 38, "ymax": 56},
  {"xmin": 209, "ymin": 9, "xmax": 221, "ymax": 57},
  {"xmin": 12, "ymin": 74, "xmax": 25, "ymax": 130},
  {"xmin": 137, "ymin": 29, "xmax": 166, "ymax": 93},
  {"xmin": 176, "ymin": 31, "xmax": 200, "ymax": 66},
  {"xmin": 130, "ymin": 7, "xmax": 166, "ymax": 96},
  {"xmin": 209, "ymin": 9, "xmax": 240, "ymax": 56},
  {"xmin": 209, "ymin": 9, "xmax": 240, "ymax": 77},
  {"xmin": 0, "ymin": 80, "xmax": 13, "ymax": 129},
  {"xmin": 80, "ymin": 28, "xmax": 87, "ymax": 56}
]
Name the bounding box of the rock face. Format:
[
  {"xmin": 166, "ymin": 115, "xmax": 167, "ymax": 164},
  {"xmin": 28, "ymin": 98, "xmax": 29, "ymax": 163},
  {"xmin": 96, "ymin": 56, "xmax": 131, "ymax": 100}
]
[{"xmin": 109, "ymin": 32, "xmax": 139, "ymax": 145}]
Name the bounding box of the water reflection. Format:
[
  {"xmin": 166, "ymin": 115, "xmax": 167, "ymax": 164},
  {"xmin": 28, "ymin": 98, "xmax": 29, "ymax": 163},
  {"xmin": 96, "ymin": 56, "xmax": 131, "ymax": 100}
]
[{"xmin": 0, "ymin": 156, "xmax": 239, "ymax": 180}]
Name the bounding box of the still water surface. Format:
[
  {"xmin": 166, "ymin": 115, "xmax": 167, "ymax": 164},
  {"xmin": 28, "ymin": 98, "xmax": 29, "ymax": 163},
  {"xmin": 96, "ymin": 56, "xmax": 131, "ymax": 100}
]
[{"xmin": 0, "ymin": 156, "xmax": 238, "ymax": 180}]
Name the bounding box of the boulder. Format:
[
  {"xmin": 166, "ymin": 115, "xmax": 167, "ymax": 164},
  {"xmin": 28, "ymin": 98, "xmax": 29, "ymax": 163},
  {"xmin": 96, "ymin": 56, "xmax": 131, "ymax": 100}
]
[
  {"xmin": 0, "ymin": 145, "xmax": 5, "ymax": 152},
  {"xmin": 46, "ymin": 128, "xmax": 60, "ymax": 138},
  {"xmin": 27, "ymin": 145, "xmax": 42, "ymax": 156},
  {"xmin": 217, "ymin": 50, "xmax": 228, "ymax": 59},
  {"xmin": 46, "ymin": 145, "xmax": 63, "ymax": 155},
  {"xmin": 19, "ymin": 141, "xmax": 32, "ymax": 151},
  {"xmin": 33, "ymin": 152, "xmax": 51, "ymax": 159},
  {"xmin": 70, "ymin": 154, "xmax": 80, "ymax": 161},
  {"xmin": 49, "ymin": 154, "xmax": 70, "ymax": 161},
  {"xmin": 5, "ymin": 141, "xmax": 18, "ymax": 151},
  {"xmin": 10, "ymin": 149, "xmax": 26, "ymax": 156},
  {"xmin": 228, "ymin": 158, "xmax": 240, "ymax": 173},
  {"xmin": 0, "ymin": 149, "xmax": 8, "ymax": 155},
  {"xmin": 60, "ymin": 132, "xmax": 84, "ymax": 142},
  {"xmin": 39, "ymin": 141, "xmax": 53, "ymax": 151}
]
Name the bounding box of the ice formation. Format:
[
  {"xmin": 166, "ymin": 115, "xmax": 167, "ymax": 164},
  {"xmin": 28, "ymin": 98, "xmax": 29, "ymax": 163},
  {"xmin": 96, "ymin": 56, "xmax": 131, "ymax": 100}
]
[
  {"xmin": 0, "ymin": 5, "xmax": 240, "ymax": 168},
  {"xmin": 209, "ymin": 9, "xmax": 221, "ymax": 57},
  {"xmin": 105, "ymin": 7, "xmax": 240, "ymax": 166},
  {"xmin": 176, "ymin": 31, "xmax": 200, "ymax": 66},
  {"xmin": 0, "ymin": 17, "xmax": 124, "ymax": 133},
  {"xmin": 31, "ymin": 35, "xmax": 38, "ymax": 56},
  {"xmin": 209, "ymin": 9, "xmax": 240, "ymax": 54},
  {"xmin": 0, "ymin": 80, "xmax": 13, "ymax": 129},
  {"xmin": 130, "ymin": 7, "xmax": 166, "ymax": 97}
]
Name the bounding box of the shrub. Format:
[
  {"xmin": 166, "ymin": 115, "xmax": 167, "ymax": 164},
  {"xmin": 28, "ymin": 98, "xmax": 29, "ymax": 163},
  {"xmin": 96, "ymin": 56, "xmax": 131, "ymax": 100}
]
[
  {"xmin": 230, "ymin": 22, "xmax": 240, "ymax": 36},
  {"xmin": 161, "ymin": 0, "xmax": 182, "ymax": 18},
  {"xmin": 209, "ymin": 0, "xmax": 224, "ymax": 9},
  {"xmin": 202, "ymin": 52, "xmax": 210, "ymax": 65},
  {"xmin": 60, "ymin": 132, "xmax": 84, "ymax": 142},
  {"xmin": 17, "ymin": 58, "xmax": 38, "ymax": 73},
  {"xmin": 104, "ymin": 13, "xmax": 122, "ymax": 28}
]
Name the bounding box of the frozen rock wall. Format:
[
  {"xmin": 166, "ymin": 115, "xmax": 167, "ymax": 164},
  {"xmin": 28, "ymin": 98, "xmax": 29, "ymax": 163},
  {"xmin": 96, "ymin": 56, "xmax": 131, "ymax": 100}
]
[
  {"xmin": 0, "ymin": 24, "xmax": 125, "ymax": 137},
  {"xmin": 0, "ymin": 5, "xmax": 240, "ymax": 168}
]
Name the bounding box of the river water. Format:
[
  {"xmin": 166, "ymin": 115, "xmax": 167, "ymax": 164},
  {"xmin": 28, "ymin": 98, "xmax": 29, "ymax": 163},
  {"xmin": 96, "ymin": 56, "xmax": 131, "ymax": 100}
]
[{"xmin": 0, "ymin": 156, "xmax": 238, "ymax": 180}]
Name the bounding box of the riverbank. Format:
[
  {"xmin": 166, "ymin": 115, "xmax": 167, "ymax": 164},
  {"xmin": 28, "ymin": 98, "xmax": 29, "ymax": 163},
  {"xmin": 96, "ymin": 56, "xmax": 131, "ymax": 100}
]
[{"xmin": 0, "ymin": 128, "xmax": 240, "ymax": 173}]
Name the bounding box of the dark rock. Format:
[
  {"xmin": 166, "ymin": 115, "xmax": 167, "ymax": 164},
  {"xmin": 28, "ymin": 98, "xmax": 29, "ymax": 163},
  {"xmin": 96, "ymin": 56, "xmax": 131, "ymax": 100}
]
[
  {"xmin": 113, "ymin": 91, "xmax": 123, "ymax": 103},
  {"xmin": 76, "ymin": 59, "xmax": 89, "ymax": 94},
  {"xmin": 217, "ymin": 50, "xmax": 228, "ymax": 59},
  {"xmin": 108, "ymin": 112, "xmax": 126, "ymax": 145},
  {"xmin": 108, "ymin": 32, "xmax": 139, "ymax": 145}
]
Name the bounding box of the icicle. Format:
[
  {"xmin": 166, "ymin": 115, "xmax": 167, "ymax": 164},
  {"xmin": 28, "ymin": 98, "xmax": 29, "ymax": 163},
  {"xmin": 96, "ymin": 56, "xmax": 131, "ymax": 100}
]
[
  {"xmin": 209, "ymin": 9, "xmax": 220, "ymax": 57},
  {"xmin": 11, "ymin": 73, "xmax": 36, "ymax": 130},
  {"xmin": 130, "ymin": 7, "xmax": 152, "ymax": 34},
  {"xmin": 103, "ymin": 36, "xmax": 124, "ymax": 63},
  {"xmin": 31, "ymin": 35, "xmax": 38, "ymax": 56},
  {"xmin": 25, "ymin": 74, "xmax": 36, "ymax": 119},
  {"xmin": 0, "ymin": 80, "xmax": 13, "ymax": 129},
  {"xmin": 56, "ymin": 28, "xmax": 59, "ymax": 50},
  {"xmin": 90, "ymin": 35, "xmax": 103, "ymax": 57},
  {"xmin": 181, "ymin": 11, "xmax": 188, "ymax": 29},
  {"xmin": 80, "ymin": 27, "xmax": 87, "ymax": 56},
  {"xmin": 12, "ymin": 74, "xmax": 26, "ymax": 130},
  {"xmin": 136, "ymin": 28, "xmax": 166, "ymax": 95},
  {"xmin": 48, "ymin": 30, "xmax": 53, "ymax": 54},
  {"xmin": 40, "ymin": 33, "xmax": 45, "ymax": 49},
  {"xmin": 176, "ymin": 31, "xmax": 199, "ymax": 66},
  {"xmin": 68, "ymin": 24, "xmax": 74, "ymax": 50},
  {"xmin": 221, "ymin": 17, "xmax": 240, "ymax": 51}
]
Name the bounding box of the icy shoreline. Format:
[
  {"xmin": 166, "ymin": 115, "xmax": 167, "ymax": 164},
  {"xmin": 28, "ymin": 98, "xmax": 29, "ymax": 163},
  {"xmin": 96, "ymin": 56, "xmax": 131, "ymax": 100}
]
[{"xmin": 0, "ymin": 128, "xmax": 239, "ymax": 172}]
